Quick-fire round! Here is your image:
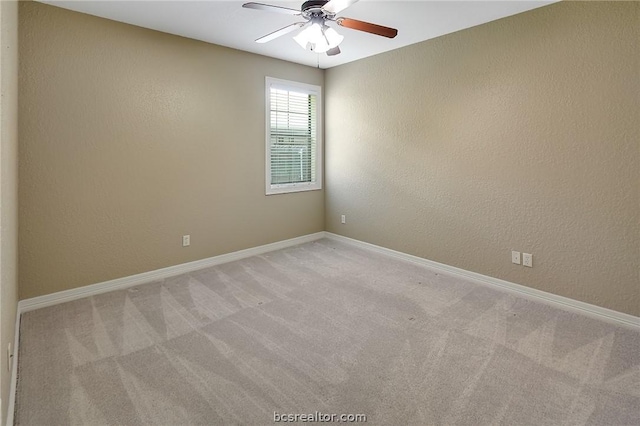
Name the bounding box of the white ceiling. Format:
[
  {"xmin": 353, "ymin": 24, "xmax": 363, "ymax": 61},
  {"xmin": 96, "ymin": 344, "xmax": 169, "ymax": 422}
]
[{"xmin": 38, "ymin": 1, "xmax": 558, "ymax": 69}]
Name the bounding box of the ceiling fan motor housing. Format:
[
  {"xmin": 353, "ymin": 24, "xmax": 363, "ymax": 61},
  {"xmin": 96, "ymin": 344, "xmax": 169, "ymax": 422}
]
[{"xmin": 301, "ymin": 0, "xmax": 333, "ymax": 18}]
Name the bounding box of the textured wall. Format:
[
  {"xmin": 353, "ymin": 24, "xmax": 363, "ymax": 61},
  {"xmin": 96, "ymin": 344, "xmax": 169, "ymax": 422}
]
[
  {"xmin": 19, "ymin": 2, "xmax": 324, "ymax": 299},
  {"xmin": 0, "ymin": 0, "xmax": 19, "ymax": 422},
  {"xmin": 325, "ymin": 2, "xmax": 639, "ymax": 315}
]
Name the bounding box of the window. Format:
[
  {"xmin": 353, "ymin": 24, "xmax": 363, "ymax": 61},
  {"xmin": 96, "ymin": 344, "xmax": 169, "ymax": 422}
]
[{"xmin": 265, "ymin": 77, "xmax": 322, "ymax": 195}]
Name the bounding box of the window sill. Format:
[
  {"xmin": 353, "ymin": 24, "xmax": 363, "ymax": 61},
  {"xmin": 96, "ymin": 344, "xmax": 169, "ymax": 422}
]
[{"xmin": 266, "ymin": 184, "xmax": 322, "ymax": 196}]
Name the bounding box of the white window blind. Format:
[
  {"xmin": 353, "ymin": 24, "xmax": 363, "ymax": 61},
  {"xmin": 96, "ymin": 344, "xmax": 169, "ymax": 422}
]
[{"xmin": 266, "ymin": 78, "xmax": 322, "ymax": 195}]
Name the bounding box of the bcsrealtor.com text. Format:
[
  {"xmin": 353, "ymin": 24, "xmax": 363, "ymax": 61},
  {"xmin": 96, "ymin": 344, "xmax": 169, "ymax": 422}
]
[{"xmin": 274, "ymin": 411, "xmax": 367, "ymax": 423}]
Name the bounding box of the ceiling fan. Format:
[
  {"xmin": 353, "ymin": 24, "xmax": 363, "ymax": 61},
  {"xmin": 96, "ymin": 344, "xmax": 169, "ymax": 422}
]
[{"xmin": 242, "ymin": 0, "xmax": 398, "ymax": 56}]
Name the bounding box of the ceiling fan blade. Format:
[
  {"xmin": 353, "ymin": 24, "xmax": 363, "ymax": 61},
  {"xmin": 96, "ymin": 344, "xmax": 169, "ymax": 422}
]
[
  {"xmin": 337, "ymin": 17, "xmax": 398, "ymax": 38},
  {"xmin": 322, "ymin": 0, "xmax": 359, "ymax": 15},
  {"xmin": 326, "ymin": 46, "xmax": 341, "ymax": 56},
  {"xmin": 256, "ymin": 22, "xmax": 306, "ymax": 44},
  {"xmin": 242, "ymin": 2, "xmax": 301, "ymax": 15}
]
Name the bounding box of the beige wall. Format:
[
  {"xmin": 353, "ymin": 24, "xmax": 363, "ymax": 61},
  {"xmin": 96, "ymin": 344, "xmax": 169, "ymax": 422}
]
[
  {"xmin": 1, "ymin": 0, "xmax": 19, "ymax": 422},
  {"xmin": 325, "ymin": 2, "xmax": 639, "ymax": 316},
  {"xmin": 19, "ymin": 2, "xmax": 324, "ymax": 300},
  {"xmin": 18, "ymin": 1, "xmax": 640, "ymax": 317}
]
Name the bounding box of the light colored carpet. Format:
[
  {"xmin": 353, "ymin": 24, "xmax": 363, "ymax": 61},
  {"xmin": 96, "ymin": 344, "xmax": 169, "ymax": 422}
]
[{"xmin": 14, "ymin": 239, "xmax": 640, "ymax": 425}]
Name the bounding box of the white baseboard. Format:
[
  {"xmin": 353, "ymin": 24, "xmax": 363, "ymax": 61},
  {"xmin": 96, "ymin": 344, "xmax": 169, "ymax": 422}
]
[
  {"xmin": 7, "ymin": 230, "xmax": 638, "ymax": 425},
  {"xmin": 5, "ymin": 308, "xmax": 20, "ymax": 426},
  {"xmin": 324, "ymin": 232, "xmax": 640, "ymax": 329},
  {"xmin": 18, "ymin": 232, "xmax": 325, "ymax": 314},
  {"xmin": 8, "ymin": 231, "xmax": 325, "ymax": 426}
]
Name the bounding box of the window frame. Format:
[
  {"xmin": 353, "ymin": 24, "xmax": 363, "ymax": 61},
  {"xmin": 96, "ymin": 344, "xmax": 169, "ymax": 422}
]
[{"xmin": 265, "ymin": 77, "xmax": 323, "ymax": 195}]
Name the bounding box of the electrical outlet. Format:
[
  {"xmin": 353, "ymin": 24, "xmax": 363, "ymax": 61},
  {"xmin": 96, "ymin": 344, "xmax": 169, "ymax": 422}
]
[
  {"xmin": 523, "ymin": 253, "xmax": 533, "ymax": 267},
  {"xmin": 182, "ymin": 235, "xmax": 190, "ymax": 247},
  {"xmin": 512, "ymin": 251, "xmax": 521, "ymax": 265},
  {"xmin": 341, "ymin": 215, "xmax": 346, "ymax": 224},
  {"xmin": 7, "ymin": 343, "xmax": 12, "ymax": 372}
]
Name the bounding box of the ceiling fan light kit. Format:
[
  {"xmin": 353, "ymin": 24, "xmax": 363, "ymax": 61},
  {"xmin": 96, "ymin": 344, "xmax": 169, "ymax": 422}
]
[
  {"xmin": 243, "ymin": 0, "xmax": 398, "ymax": 56},
  {"xmin": 294, "ymin": 21, "xmax": 344, "ymax": 53}
]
